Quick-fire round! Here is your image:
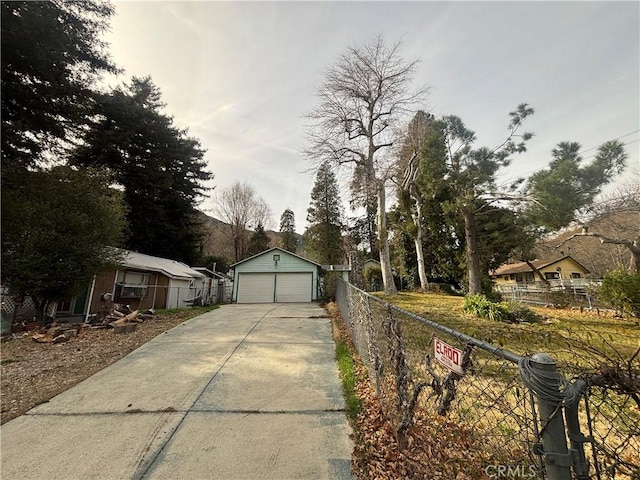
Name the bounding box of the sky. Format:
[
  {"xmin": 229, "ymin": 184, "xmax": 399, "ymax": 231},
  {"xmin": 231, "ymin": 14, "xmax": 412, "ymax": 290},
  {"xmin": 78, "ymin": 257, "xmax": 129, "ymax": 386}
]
[{"xmin": 103, "ymin": 1, "xmax": 639, "ymax": 233}]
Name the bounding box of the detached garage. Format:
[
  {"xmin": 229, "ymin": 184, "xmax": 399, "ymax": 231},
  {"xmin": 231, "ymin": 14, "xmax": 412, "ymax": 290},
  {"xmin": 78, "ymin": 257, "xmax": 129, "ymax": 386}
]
[{"xmin": 231, "ymin": 247, "xmax": 321, "ymax": 303}]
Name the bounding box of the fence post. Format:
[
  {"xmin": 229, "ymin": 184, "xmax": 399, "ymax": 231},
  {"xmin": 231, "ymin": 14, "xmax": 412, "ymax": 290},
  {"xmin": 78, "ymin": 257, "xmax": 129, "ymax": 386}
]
[
  {"xmin": 564, "ymin": 378, "xmax": 591, "ymax": 480},
  {"xmin": 528, "ymin": 353, "xmax": 572, "ymax": 480}
]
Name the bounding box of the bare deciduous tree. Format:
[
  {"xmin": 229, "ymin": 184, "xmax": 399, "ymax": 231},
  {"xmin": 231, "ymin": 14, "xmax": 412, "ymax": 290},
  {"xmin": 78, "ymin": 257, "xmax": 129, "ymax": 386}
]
[
  {"xmin": 305, "ymin": 36, "xmax": 427, "ymax": 295},
  {"xmin": 213, "ymin": 181, "xmax": 272, "ymax": 262}
]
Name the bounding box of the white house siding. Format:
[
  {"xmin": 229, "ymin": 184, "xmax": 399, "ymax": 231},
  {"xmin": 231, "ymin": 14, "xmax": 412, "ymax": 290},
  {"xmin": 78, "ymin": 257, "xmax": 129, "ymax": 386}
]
[{"xmin": 167, "ymin": 278, "xmax": 195, "ymax": 309}]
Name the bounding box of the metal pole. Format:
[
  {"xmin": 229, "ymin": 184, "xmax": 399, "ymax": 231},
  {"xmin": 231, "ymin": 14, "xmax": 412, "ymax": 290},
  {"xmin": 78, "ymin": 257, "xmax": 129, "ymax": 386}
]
[
  {"xmin": 564, "ymin": 378, "xmax": 591, "ymax": 480},
  {"xmin": 529, "ymin": 353, "xmax": 572, "ymax": 480}
]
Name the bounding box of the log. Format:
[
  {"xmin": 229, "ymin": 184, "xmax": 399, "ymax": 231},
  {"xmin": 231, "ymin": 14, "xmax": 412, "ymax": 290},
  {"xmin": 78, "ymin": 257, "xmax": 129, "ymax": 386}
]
[
  {"xmin": 114, "ymin": 323, "xmax": 137, "ymax": 334},
  {"xmin": 52, "ymin": 334, "xmax": 70, "ymax": 344},
  {"xmin": 112, "ymin": 310, "xmax": 139, "ymax": 325},
  {"xmin": 32, "ymin": 333, "xmax": 52, "ymax": 343},
  {"xmin": 46, "ymin": 326, "xmax": 65, "ymax": 338},
  {"xmin": 63, "ymin": 329, "xmax": 77, "ymax": 338}
]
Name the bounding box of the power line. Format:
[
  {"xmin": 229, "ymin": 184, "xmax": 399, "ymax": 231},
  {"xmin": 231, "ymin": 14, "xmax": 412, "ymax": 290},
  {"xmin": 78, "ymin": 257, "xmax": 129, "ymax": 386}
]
[
  {"xmin": 499, "ymin": 135, "xmax": 640, "ymax": 185},
  {"xmin": 576, "ymin": 129, "xmax": 640, "ymax": 156}
]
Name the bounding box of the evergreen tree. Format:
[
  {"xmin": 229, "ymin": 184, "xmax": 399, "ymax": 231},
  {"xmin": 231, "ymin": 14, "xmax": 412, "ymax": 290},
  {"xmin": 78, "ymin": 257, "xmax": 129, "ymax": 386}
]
[
  {"xmin": 1, "ymin": 0, "xmax": 127, "ymax": 321},
  {"xmin": 436, "ymin": 105, "xmax": 534, "ymax": 293},
  {"xmin": 1, "ymin": 0, "xmax": 117, "ymax": 169},
  {"xmin": 278, "ymin": 209, "xmax": 297, "ymax": 253},
  {"xmin": 304, "ymin": 162, "xmax": 344, "ymax": 264},
  {"xmin": 72, "ymin": 77, "xmax": 213, "ymax": 265},
  {"xmin": 248, "ymin": 222, "xmax": 271, "ymax": 256},
  {"xmin": 1, "ymin": 166, "xmax": 125, "ymax": 324},
  {"xmin": 525, "ymin": 140, "xmax": 627, "ymax": 231}
]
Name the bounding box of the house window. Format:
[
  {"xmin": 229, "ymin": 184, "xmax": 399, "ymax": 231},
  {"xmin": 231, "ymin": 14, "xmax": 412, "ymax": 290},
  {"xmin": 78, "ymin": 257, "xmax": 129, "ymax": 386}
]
[
  {"xmin": 545, "ymin": 272, "xmax": 560, "ymax": 280},
  {"xmin": 525, "ymin": 272, "xmax": 535, "ymax": 282},
  {"xmin": 570, "ymin": 272, "xmax": 581, "ymax": 279},
  {"xmin": 57, "ymin": 299, "xmax": 73, "ymax": 314},
  {"xmin": 116, "ymin": 271, "xmax": 150, "ymax": 299}
]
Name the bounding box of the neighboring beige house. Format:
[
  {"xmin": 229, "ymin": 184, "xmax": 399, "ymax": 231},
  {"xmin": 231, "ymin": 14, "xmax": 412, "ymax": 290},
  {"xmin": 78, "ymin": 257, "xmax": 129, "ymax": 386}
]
[{"xmin": 490, "ymin": 256, "xmax": 590, "ymax": 290}]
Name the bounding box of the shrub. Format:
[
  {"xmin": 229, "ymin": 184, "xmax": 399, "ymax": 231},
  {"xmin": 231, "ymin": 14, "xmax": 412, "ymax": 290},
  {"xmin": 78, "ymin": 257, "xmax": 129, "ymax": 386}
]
[
  {"xmin": 598, "ymin": 267, "xmax": 640, "ymax": 317},
  {"xmin": 320, "ymin": 271, "xmax": 341, "ymax": 303},
  {"xmin": 548, "ymin": 290, "xmax": 572, "ymax": 309},
  {"xmin": 364, "ymin": 266, "xmax": 383, "ymax": 292},
  {"xmin": 502, "ymin": 300, "xmax": 541, "ymax": 323},
  {"xmin": 463, "ymin": 294, "xmax": 511, "ymax": 322},
  {"xmin": 463, "ymin": 294, "xmax": 540, "ymax": 323}
]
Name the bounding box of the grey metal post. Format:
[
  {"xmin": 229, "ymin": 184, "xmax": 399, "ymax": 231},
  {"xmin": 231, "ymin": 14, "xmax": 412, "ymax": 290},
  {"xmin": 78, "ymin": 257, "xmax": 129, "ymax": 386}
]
[
  {"xmin": 564, "ymin": 378, "xmax": 591, "ymax": 480},
  {"xmin": 530, "ymin": 353, "xmax": 572, "ymax": 480}
]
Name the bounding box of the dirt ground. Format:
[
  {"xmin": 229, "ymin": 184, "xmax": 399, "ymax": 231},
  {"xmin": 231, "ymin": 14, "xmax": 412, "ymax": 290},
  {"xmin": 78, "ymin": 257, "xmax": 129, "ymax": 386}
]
[{"xmin": 1, "ymin": 308, "xmax": 214, "ymax": 424}]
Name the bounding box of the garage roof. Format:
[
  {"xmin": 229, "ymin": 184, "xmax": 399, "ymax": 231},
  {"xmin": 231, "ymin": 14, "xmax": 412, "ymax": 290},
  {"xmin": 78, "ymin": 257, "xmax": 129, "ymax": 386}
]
[{"xmin": 230, "ymin": 247, "xmax": 322, "ymax": 268}]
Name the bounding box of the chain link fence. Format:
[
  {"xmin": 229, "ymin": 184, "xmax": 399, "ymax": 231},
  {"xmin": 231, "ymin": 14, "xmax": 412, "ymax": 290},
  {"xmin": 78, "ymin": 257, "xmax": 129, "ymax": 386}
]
[{"xmin": 335, "ymin": 279, "xmax": 639, "ymax": 479}]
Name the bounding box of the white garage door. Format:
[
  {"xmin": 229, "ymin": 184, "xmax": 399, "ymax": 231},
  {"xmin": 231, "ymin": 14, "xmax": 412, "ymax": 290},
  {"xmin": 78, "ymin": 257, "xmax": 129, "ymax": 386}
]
[
  {"xmin": 275, "ymin": 272, "xmax": 312, "ymax": 303},
  {"xmin": 236, "ymin": 272, "xmax": 313, "ymax": 303},
  {"xmin": 237, "ymin": 273, "xmax": 275, "ymax": 303}
]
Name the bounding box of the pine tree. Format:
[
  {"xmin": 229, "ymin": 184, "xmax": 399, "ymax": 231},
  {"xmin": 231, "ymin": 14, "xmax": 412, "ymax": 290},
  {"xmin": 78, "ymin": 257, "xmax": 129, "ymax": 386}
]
[
  {"xmin": 72, "ymin": 77, "xmax": 213, "ymax": 265},
  {"xmin": 278, "ymin": 209, "xmax": 297, "ymax": 253},
  {"xmin": 525, "ymin": 140, "xmax": 627, "ymax": 231},
  {"xmin": 248, "ymin": 222, "xmax": 271, "ymax": 256},
  {"xmin": 1, "ymin": 0, "xmax": 117, "ymax": 169},
  {"xmin": 304, "ymin": 162, "xmax": 344, "ymax": 264}
]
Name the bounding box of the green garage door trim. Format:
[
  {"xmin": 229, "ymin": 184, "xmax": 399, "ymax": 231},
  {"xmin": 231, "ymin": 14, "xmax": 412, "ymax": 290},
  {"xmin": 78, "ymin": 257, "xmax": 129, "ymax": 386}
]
[{"xmin": 236, "ymin": 272, "xmax": 313, "ymax": 303}]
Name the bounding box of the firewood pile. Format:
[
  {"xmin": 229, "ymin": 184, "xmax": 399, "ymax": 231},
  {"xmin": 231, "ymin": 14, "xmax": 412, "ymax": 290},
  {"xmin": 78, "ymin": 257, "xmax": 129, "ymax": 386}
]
[
  {"xmin": 31, "ymin": 325, "xmax": 81, "ymax": 344},
  {"xmin": 31, "ymin": 305, "xmax": 155, "ymax": 342}
]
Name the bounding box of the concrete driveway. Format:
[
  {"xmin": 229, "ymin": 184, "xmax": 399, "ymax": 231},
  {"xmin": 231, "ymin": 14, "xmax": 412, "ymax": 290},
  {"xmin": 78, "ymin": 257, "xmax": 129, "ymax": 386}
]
[{"xmin": 0, "ymin": 304, "xmax": 353, "ymax": 479}]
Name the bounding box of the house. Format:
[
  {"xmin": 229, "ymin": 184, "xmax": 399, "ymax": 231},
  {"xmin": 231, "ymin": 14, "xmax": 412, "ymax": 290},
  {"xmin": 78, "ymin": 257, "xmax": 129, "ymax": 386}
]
[
  {"xmin": 320, "ymin": 264, "xmax": 351, "ymax": 283},
  {"xmin": 363, "ymin": 259, "xmax": 382, "ymax": 291},
  {"xmin": 490, "ymin": 256, "xmax": 590, "ymax": 290},
  {"xmin": 363, "ymin": 258, "xmax": 381, "ymax": 273},
  {"xmin": 231, "ymin": 247, "xmax": 322, "ymax": 303},
  {"xmin": 86, "ymin": 250, "xmax": 207, "ymax": 316}
]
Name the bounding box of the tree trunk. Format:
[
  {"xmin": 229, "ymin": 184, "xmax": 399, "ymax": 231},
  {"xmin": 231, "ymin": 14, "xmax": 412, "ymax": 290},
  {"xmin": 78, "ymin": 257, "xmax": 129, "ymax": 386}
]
[
  {"xmin": 462, "ymin": 207, "xmax": 482, "ymax": 294},
  {"xmin": 34, "ymin": 297, "xmax": 51, "ymax": 327},
  {"xmin": 377, "ymin": 183, "xmax": 398, "ymax": 295},
  {"xmin": 525, "ymin": 260, "xmax": 550, "ymax": 285},
  {"xmin": 411, "ymin": 197, "xmax": 428, "ymax": 291},
  {"xmin": 630, "ymin": 244, "xmax": 640, "ymax": 272}
]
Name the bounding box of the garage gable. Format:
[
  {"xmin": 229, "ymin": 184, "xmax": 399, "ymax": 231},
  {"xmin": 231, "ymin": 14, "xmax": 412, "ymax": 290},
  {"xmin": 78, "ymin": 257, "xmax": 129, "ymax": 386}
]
[{"xmin": 231, "ymin": 248, "xmax": 321, "ymax": 303}]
